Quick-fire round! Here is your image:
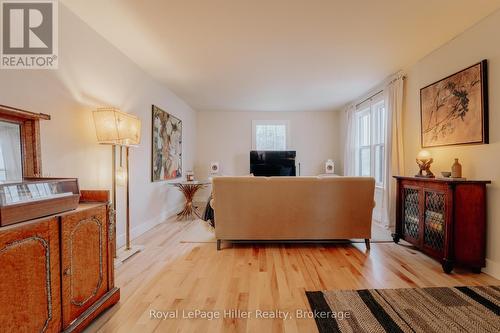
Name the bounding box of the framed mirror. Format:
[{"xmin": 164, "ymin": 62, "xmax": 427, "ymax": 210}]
[{"xmin": 0, "ymin": 105, "xmax": 50, "ymax": 180}]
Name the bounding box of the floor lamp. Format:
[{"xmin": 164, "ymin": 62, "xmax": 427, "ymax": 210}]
[{"xmin": 93, "ymin": 107, "xmax": 143, "ymax": 263}]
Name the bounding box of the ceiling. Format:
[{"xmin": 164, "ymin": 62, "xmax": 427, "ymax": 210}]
[{"xmin": 62, "ymin": 0, "xmax": 500, "ymax": 112}]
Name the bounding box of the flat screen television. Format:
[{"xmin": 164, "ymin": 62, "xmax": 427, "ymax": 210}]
[{"xmin": 250, "ymin": 150, "xmax": 296, "ymax": 176}]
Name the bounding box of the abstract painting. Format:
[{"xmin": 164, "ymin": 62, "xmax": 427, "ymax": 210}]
[
  {"xmin": 152, "ymin": 105, "xmax": 182, "ymax": 181},
  {"xmin": 420, "ymin": 60, "xmax": 488, "ymax": 148}
]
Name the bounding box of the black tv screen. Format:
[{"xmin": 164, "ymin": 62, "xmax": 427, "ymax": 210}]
[{"xmin": 250, "ymin": 151, "xmax": 296, "ymax": 176}]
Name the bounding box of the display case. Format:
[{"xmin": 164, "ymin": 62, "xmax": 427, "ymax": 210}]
[
  {"xmin": 0, "ymin": 178, "xmax": 80, "ymax": 227},
  {"xmin": 0, "ymin": 190, "xmax": 120, "ymax": 332}
]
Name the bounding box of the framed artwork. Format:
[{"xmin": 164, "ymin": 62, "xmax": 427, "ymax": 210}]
[
  {"xmin": 420, "ymin": 60, "xmax": 488, "ymax": 148},
  {"xmin": 151, "ymin": 105, "xmax": 182, "ymax": 181}
]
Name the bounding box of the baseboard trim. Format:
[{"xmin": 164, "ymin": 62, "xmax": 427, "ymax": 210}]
[
  {"xmin": 483, "ymin": 258, "xmax": 500, "ymax": 279},
  {"xmin": 116, "ymin": 203, "xmax": 183, "ymax": 248}
]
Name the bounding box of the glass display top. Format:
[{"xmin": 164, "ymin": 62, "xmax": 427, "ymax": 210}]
[{"xmin": 0, "ymin": 178, "xmax": 79, "ymax": 206}]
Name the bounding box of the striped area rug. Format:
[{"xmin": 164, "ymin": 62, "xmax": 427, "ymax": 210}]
[{"xmin": 306, "ymin": 286, "xmax": 500, "ymax": 333}]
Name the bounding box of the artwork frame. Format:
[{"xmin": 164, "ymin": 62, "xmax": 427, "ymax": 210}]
[
  {"xmin": 151, "ymin": 105, "xmax": 182, "ymax": 182},
  {"xmin": 420, "ymin": 60, "xmax": 488, "ymax": 148}
]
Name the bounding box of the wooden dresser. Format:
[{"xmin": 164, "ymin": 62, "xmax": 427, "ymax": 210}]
[
  {"xmin": 0, "ymin": 190, "xmax": 119, "ymax": 332},
  {"xmin": 393, "ymin": 176, "xmax": 491, "ymax": 273}
]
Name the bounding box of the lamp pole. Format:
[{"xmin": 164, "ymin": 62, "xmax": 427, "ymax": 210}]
[
  {"xmin": 125, "ymin": 146, "xmax": 131, "ymax": 250},
  {"xmin": 112, "ymin": 145, "xmax": 117, "ymax": 258}
]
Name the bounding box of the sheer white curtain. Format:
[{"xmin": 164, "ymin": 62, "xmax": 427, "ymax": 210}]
[
  {"xmin": 0, "ymin": 122, "xmax": 23, "ymax": 181},
  {"xmin": 381, "ymin": 73, "xmax": 405, "ymax": 229},
  {"xmin": 343, "ymin": 104, "xmax": 357, "ymax": 176}
]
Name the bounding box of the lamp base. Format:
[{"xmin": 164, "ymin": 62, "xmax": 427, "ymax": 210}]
[
  {"xmin": 115, "ymin": 245, "xmax": 144, "ymax": 267},
  {"xmin": 415, "ymin": 174, "xmax": 436, "ymax": 178}
]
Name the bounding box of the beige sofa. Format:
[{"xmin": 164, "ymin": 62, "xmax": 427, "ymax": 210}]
[{"xmin": 212, "ymin": 176, "xmax": 375, "ymax": 250}]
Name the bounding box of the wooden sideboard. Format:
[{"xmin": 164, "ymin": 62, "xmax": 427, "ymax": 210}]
[
  {"xmin": 0, "ymin": 190, "xmax": 119, "ymax": 332},
  {"xmin": 393, "ymin": 176, "xmax": 490, "ymax": 273}
]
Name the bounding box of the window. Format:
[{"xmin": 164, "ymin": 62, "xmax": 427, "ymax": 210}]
[
  {"xmin": 252, "ymin": 120, "xmax": 290, "ymax": 151},
  {"xmin": 355, "ymin": 99, "xmax": 386, "ymax": 186},
  {"xmin": 0, "ymin": 121, "xmax": 23, "ymax": 181},
  {"xmin": 0, "ymin": 146, "xmax": 6, "ymax": 181}
]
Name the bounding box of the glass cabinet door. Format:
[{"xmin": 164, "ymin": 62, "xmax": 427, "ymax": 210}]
[
  {"xmin": 402, "ymin": 187, "xmax": 420, "ymax": 242},
  {"xmin": 423, "ymin": 191, "xmax": 445, "ymax": 253}
]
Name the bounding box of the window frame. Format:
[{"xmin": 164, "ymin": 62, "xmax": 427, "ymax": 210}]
[
  {"xmin": 354, "ymin": 96, "xmax": 386, "ymax": 188},
  {"xmin": 251, "ymin": 120, "xmax": 291, "ymax": 151}
]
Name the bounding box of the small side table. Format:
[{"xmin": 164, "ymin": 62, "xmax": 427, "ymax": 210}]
[{"xmin": 169, "ymin": 180, "xmax": 210, "ymax": 220}]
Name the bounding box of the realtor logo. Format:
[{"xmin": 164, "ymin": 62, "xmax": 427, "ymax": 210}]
[{"xmin": 1, "ymin": 0, "xmax": 58, "ymax": 69}]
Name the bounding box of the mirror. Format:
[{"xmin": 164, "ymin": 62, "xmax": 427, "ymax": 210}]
[{"xmin": 0, "ymin": 121, "xmax": 23, "ymax": 181}]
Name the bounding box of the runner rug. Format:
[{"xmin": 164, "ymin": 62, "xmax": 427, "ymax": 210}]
[{"xmin": 306, "ymin": 286, "xmax": 500, "ymax": 333}]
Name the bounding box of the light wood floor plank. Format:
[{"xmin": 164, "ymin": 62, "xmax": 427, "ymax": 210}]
[{"xmin": 85, "ymin": 219, "xmax": 499, "ymax": 333}]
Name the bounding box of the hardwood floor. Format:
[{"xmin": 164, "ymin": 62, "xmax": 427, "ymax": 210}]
[{"xmin": 87, "ymin": 219, "xmax": 498, "ymax": 333}]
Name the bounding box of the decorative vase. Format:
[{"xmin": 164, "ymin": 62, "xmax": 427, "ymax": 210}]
[{"xmin": 451, "ymin": 159, "xmax": 462, "ymax": 178}]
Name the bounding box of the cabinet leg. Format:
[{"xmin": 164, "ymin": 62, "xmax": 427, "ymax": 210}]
[
  {"xmin": 217, "ymin": 239, "xmax": 221, "ymax": 251},
  {"xmin": 391, "ymin": 233, "xmax": 400, "ymax": 244},
  {"xmin": 442, "ymin": 259, "xmax": 454, "ymax": 274},
  {"xmin": 365, "ymin": 239, "xmax": 370, "ymax": 250},
  {"xmin": 471, "ymin": 267, "xmax": 482, "ymax": 274}
]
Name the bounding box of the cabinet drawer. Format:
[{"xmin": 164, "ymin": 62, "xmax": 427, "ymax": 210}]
[{"xmin": 60, "ymin": 206, "xmax": 108, "ymax": 328}]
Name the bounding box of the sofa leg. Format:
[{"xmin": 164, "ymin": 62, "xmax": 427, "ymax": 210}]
[
  {"xmin": 217, "ymin": 239, "xmax": 221, "ymax": 251},
  {"xmin": 365, "ymin": 239, "xmax": 370, "ymax": 250}
]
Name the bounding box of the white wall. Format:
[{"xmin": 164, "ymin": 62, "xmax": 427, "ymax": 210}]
[
  {"xmin": 195, "ymin": 110, "xmax": 342, "ymax": 183},
  {"xmin": 403, "ymin": 10, "xmax": 500, "ymax": 278},
  {"xmin": 0, "ymin": 4, "xmax": 197, "ymax": 247}
]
